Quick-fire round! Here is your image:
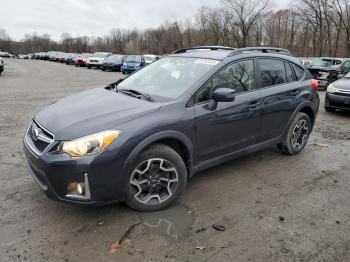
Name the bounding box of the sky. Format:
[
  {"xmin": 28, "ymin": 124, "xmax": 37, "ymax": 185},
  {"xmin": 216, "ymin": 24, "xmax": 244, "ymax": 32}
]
[{"xmin": 2, "ymin": 0, "xmax": 289, "ymax": 41}]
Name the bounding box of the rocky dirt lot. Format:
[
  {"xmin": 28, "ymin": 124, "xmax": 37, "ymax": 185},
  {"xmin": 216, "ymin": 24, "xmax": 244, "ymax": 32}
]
[{"xmin": 0, "ymin": 59, "xmax": 350, "ymax": 262}]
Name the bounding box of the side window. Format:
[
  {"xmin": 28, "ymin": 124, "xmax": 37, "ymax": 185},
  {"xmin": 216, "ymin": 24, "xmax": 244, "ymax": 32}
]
[
  {"xmin": 258, "ymin": 59, "xmax": 286, "ymax": 88},
  {"xmin": 285, "ymin": 62, "xmax": 296, "ymax": 82},
  {"xmin": 292, "ymin": 64, "xmax": 305, "ymax": 80},
  {"xmin": 195, "ymin": 59, "xmax": 255, "ymax": 104}
]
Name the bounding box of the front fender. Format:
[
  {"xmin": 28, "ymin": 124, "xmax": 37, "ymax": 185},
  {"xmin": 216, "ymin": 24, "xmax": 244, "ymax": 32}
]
[{"xmin": 122, "ymin": 130, "xmax": 194, "ymax": 180}]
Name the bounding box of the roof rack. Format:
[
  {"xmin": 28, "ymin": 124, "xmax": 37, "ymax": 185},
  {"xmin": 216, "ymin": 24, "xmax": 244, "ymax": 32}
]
[
  {"xmin": 172, "ymin": 46, "xmax": 235, "ymax": 54},
  {"xmin": 228, "ymin": 47, "xmax": 292, "ymax": 57}
]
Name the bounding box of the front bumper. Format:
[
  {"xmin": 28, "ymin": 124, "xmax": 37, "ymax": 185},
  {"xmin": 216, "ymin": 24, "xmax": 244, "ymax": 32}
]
[
  {"xmin": 102, "ymin": 64, "xmax": 122, "ymax": 71},
  {"xmin": 87, "ymin": 61, "xmax": 103, "ymax": 67},
  {"xmin": 325, "ymin": 92, "xmax": 350, "ymax": 110},
  {"xmin": 23, "ymin": 123, "xmax": 126, "ymax": 206},
  {"xmin": 121, "ymin": 66, "xmax": 140, "ymax": 73}
]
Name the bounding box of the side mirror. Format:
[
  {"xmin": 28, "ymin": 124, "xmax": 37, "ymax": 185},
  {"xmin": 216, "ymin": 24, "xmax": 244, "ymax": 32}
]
[{"xmin": 208, "ymin": 88, "xmax": 236, "ymax": 111}]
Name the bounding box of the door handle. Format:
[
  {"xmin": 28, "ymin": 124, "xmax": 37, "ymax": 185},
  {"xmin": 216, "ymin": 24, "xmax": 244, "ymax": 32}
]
[
  {"xmin": 247, "ymin": 101, "xmax": 259, "ymax": 110},
  {"xmin": 290, "ymin": 90, "xmax": 301, "ymax": 96}
]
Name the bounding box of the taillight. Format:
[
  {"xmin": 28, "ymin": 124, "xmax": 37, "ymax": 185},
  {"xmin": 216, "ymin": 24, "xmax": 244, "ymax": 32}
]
[{"xmin": 311, "ymin": 79, "xmax": 319, "ymax": 91}]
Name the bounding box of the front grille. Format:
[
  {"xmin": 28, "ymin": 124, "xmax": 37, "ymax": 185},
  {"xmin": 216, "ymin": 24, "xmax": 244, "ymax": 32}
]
[
  {"xmin": 33, "ymin": 139, "xmax": 50, "ymax": 151},
  {"xmin": 26, "ymin": 121, "xmax": 54, "ymax": 155}
]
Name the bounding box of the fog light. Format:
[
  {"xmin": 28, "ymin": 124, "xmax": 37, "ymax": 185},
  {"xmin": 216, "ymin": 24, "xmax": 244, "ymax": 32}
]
[
  {"xmin": 66, "ymin": 174, "xmax": 91, "ymax": 200},
  {"xmin": 67, "ymin": 182, "xmax": 84, "ymax": 196},
  {"xmin": 76, "ymin": 183, "xmax": 84, "ymax": 195}
]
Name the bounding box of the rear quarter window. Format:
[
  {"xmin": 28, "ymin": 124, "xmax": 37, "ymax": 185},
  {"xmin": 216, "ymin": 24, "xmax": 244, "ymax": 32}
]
[{"xmin": 292, "ymin": 64, "xmax": 306, "ymax": 80}]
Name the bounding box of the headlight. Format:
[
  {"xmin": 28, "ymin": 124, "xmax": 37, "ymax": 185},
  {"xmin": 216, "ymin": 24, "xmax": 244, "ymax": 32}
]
[
  {"xmin": 327, "ymin": 83, "xmax": 338, "ymax": 93},
  {"xmin": 58, "ymin": 130, "xmax": 121, "ymax": 157},
  {"xmin": 319, "ymin": 71, "xmax": 329, "ymax": 79}
]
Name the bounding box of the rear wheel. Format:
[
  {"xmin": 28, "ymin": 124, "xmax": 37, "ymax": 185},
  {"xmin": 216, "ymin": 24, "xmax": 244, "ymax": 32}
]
[
  {"xmin": 278, "ymin": 112, "xmax": 311, "ymax": 155},
  {"xmin": 124, "ymin": 144, "xmax": 187, "ymax": 212},
  {"xmin": 87, "ymin": 66, "xmax": 91, "ymax": 69}
]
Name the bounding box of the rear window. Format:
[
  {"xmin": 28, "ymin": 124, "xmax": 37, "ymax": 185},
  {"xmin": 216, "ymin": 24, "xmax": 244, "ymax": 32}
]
[
  {"xmin": 285, "ymin": 62, "xmax": 296, "ymax": 82},
  {"xmin": 292, "ymin": 64, "xmax": 305, "ymax": 80},
  {"xmin": 258, "ymin": 59, "xmax": 286, "ymax": 88}
]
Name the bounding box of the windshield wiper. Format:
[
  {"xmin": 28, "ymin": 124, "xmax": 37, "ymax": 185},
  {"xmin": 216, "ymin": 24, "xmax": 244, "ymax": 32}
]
[{"xmin": 119, "ymin": 89, "xmax": 153, "ymax": 102}]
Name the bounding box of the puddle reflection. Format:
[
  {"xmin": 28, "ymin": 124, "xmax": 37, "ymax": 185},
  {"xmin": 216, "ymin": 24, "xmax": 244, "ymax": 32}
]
[{"xmin": 139, "ymin": 205, "xmax": 194, "ymax": 241}]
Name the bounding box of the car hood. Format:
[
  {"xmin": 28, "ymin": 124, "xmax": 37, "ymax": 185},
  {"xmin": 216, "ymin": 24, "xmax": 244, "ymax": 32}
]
[
  {"xmin": 35, "ymin": 87, "xmax": 161, "ymax": 140},
  {"xmin": 333, "ymin": 78, "xmax": 350, "ymax": 90},
  {"xmin": 307, "ymin": 66, "xmax": 335, "ymax": 71}
]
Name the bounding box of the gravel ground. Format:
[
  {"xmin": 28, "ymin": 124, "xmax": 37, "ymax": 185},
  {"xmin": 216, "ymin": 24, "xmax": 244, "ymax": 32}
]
[{"xmin": 0, "ymin": 58, "xmax": 350, "ymax": 262}]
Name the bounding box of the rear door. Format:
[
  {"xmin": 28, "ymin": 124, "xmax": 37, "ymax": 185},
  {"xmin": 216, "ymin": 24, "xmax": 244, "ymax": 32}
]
[
  {"xmin": 193, "ymin": 59, "xmax": 263, "ymax": 162},
  {"xmin": 257, "ymin": 58, "xmax": 307, "ymax": 141}
]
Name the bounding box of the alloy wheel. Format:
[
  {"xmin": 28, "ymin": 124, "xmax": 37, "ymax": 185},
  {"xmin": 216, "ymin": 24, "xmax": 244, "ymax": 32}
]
[
  {"xmin": 130, "ymin": 158, "xmax": 179, "ymax": 205},
  {"xmin": 291, "ymin": 119, "xmax": 309, "ymax": 150}
]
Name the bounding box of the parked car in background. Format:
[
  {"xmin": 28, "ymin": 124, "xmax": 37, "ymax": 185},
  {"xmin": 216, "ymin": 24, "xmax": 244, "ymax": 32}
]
[
  {"xmin": 66, "ymin": 53, "xmax": 79, "ymax": 65},
  {"xmin": 23, "ymin": 46, "xmax": 320, "ymax": 211},
  {"xmin": 0, "ymin": 52, "xmax": 14, "ymax": 58},
  {"xmin": 144, "ymin": 54, "xmax": 160, "ymax": 65},
  {"xmin": 24, "ymin": 54, "xmax": 33, "ymax": 59},
  {"xmin": 121, "ymin": 55, "xmax": 145, "ymax": 74},
  {"xmin": 321, "ymin": 57, "xmax": 343, "ymax": 69},
  {"xmin": 86, "ymin": 52, "xmax": 111, "ymax": 69},
  {"xmin": 325, "ymin": 72, "xmax": 350, "ymax": 112},
  {"xmin": 58, "ymin": 53, "xmax": 68, "ymax": 63},
  {"xmin": 101, "ymin": 54, "xmax": 125, "ymax": 71},
  {"xmin": 307, "ymin": 59, "xmax": 338, "ymax": 90},
  {"xmin": 0, "ymin": 57, "xmax": 4, "ymax": 75},
  {"xmin": 75, "ymin": 53, "xmax": 91, "ymax": 67}
]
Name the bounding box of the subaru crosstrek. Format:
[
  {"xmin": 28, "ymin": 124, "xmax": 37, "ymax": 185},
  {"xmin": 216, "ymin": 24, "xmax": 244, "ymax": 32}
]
[{"xmin": 23, "ymin": 46, "xmax": 320, "ymax": 211}]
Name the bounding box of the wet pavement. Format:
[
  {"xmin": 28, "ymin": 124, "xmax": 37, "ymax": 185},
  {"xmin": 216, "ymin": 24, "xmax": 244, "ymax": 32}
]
[{"xmin": 0, "ymin": 59, "xmax": 350, "ymax": 261}]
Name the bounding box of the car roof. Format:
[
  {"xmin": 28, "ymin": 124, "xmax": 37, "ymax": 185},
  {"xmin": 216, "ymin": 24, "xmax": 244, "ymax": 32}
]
[
  {"xmin": 170, "ymin": 50, "xmax": 303, "ymax": 67},
  {"xmin": 170, "ymin": 50, "xmax": 232, "ymax": 61}
]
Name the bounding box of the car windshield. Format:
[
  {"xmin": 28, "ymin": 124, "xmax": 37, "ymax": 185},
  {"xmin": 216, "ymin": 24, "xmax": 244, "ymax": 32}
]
[
  {"xmin": 94, "ymin": 52, "xmax": 109, "ymax": 58},
  {"xmin": 118, "ymin": 57, "xmax": 220, "ymax": 100},
  {"xmin": 107, "ymin": 55, "xmax": 123, "ymax": 62},
  {"xmin": 125, "ymin": 55, "xmax": 141, "ymax": 63},
  {"xmin": 310, "ymin": 60, "xmax": 332, "ymax": 67}
]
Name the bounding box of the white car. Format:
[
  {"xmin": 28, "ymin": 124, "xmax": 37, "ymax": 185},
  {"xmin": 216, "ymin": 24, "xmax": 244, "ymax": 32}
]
[
  {"xmin": 86, "ymin": 52, "xmax": 112, "ymax": 69},
  {"xmin": 144, "ymin": 54, "xmax": 160, "ymax": 65}
]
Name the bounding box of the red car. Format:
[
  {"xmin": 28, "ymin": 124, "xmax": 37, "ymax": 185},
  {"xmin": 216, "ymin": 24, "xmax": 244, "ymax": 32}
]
[{"xmin": 75, "ymin": 53, "xmax": 92, "ymax": 67}]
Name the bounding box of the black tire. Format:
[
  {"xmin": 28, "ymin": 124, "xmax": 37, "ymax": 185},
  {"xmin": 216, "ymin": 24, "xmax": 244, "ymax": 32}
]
[
  {"xmin": 325, "ymin": 106, "xmax": 336, "ymax": 112},
  {"xmin": 124, "ymin": 144, "xmax": 187, "ymax": 212},
  {"xmin": 101, "ymin": 68, "xmax": 105, "ymax": 71},
  {"xmin": 278, "ymin": 112, "xmax": 311, "ymax": 155},
  {"xmin": 87, "ymin": 66, "xmax": 91, "ymax": 69}
]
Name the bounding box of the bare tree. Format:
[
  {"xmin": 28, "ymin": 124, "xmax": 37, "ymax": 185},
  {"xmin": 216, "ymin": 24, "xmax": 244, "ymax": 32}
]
[{"xmin": 222, "ymin": 0, "xmax": 270, "ymax": 47}]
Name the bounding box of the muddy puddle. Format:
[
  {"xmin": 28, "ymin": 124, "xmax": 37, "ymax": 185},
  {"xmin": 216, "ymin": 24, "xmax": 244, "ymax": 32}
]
[{"xmin": 138, "ymin": 204, "xmax": 194, "ymax": 241}]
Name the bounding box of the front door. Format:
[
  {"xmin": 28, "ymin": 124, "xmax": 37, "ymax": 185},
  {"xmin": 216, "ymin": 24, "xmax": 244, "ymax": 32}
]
[{"xmin": 193, "ymin": 59, "xmax": 262, "ymax": 162}]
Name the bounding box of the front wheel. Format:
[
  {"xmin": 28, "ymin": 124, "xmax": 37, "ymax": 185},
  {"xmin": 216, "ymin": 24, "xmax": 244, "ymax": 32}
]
[
  {"xmin": 124, "ymin": 144, "xmax": 187, "ymax": 212},
  {"xmin": 277, "ymin": 112, "xmax": 311, "ymax": 155}
]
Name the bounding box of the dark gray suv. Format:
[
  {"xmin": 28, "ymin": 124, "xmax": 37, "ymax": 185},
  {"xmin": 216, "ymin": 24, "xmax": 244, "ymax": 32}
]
[{"xmin": 23, "ymin": 46, "xmax": 320, "ymax": 211}]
